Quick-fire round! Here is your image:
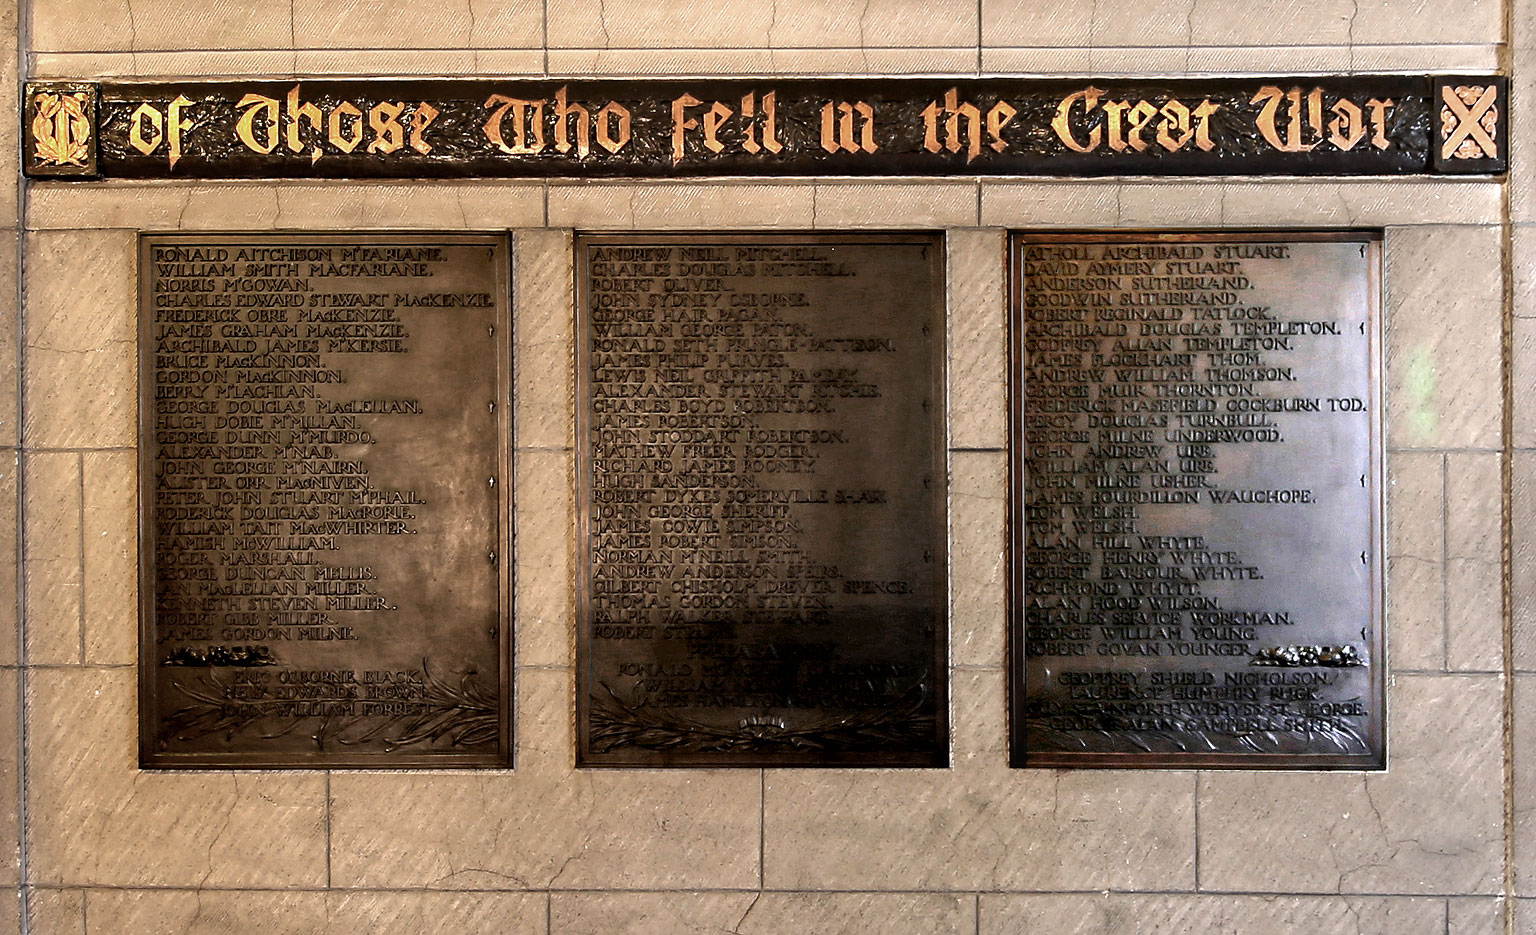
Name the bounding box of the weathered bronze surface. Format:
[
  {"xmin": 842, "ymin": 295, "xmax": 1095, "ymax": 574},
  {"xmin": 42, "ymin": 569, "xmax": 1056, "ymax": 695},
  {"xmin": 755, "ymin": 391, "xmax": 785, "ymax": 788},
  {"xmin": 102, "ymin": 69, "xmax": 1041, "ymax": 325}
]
[
  {"xmin": 23, "ymin": 76, "xmax": 1507, "ymax": 179},
  {"xmin": 576, "ymin": 233, "xmax": 947, "ymax": 767},
  {"xmin": 140, "ymin": 233, "xmax": 511, "ymax": 768},
  {"xmin": 1009, "ymin": 231, "xmax": 1384, "ymax": 769}
]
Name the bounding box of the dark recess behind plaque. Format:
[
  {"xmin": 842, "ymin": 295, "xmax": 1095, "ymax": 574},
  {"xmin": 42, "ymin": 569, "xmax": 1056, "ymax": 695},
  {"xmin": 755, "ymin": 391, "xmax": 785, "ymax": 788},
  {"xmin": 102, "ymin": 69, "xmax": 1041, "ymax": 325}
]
[
  {"xmin": 1008, "ymin": 230, "xmax": 1385, "ymax": 770},
  {"xmin": 576, "ymin": 232, "xmax": 948, "ymax": 767},
  {"xmin": 140, "ymin": 232, "xmax": 512, "ymax": 768}
]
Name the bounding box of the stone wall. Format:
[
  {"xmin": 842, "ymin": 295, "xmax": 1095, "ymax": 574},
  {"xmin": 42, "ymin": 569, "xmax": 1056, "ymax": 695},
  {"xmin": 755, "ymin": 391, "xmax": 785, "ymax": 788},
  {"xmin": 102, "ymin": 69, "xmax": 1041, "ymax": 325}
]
[{"xmin": 3, "ymin": 0, "xmax": 1532, "ymax": 932}]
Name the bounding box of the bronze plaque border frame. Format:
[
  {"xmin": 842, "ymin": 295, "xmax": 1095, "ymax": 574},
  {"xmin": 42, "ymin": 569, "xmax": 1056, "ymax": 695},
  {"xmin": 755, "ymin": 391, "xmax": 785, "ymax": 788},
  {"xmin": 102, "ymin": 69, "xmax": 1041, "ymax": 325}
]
[
  {"xmin": 1006, "ymin": 229, "xmax": 1386, "ymax": 771},
  {"xmin": 137, "ymin": 231, "xmax": 515, "ymax": 770},
  {"xmin": 573, "ymin": 230, "xmax": 951, "ymax": 769}
]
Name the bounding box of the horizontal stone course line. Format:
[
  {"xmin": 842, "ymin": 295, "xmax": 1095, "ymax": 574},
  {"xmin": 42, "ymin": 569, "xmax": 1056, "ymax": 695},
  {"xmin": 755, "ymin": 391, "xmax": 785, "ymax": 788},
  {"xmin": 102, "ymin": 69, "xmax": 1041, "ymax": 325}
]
[
  {"xmin": 0, "ymin": 663, "xmax": 1511, "ymax": 675},
  {"xmin": 12, "ymin": 447, "xmax": 133, "ymax": 454},
  {"xmin": 981, "ymin": 42, "xmax": 1504, "ymax": 50},
  {"xmin": 24, "ymin": 42, "xmax": 1508, "ymax": 53},
  {"xmin": 35, "ymin": 44, "xmax": 986, "ymax": 54},
  {"xmin": 0, "ymin": 445, "xmax": 1503, "ymax": 460},
  {"xmin": 22, "ymin": 182, "xmax": 1507, "ymax": 193},
  {"xmin": 16, "ymin": 884, "xmax": 1511, "ymax": 897},
  {"xmin": 19, "ymin": 191, "xmax": 1508, "ymax": 231},
  {"xmin": 23, "ymin": 217, "xmax": 1508, "ymax": 233},
  {"xmin": 9, "ymin": 663, "xmax": 131, "ymax": 670},
  {"xmin": 1, "ymin": 445, "xmax": 1511, "ymax": 456},
  {"xmin": 1392, "ymin": 668, "xmax": 1504, "ymax": 675}
]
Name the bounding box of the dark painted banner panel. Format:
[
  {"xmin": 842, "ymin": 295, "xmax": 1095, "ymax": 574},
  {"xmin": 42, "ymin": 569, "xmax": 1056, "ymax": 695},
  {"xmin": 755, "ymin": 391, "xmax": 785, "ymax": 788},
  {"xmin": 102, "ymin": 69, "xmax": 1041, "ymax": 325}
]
[{"xmin": 26, "ymin": 76, "xmax": 1506, "ymax": 179}]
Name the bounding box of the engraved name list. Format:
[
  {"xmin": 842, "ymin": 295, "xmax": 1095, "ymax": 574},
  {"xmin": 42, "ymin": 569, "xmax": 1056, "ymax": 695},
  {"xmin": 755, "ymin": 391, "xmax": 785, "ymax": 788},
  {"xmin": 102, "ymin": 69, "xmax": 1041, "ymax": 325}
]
[
  {"xmin": 577, "ymin": 233, "xmax": 947, "ymax": 767},
  {"xmin": 1011, "ymin": 232, "xmax": 1385, "ymax": 769},
  {"xmin": 141, "ymin": 233, "xmax": 511, "ymax": 768}
]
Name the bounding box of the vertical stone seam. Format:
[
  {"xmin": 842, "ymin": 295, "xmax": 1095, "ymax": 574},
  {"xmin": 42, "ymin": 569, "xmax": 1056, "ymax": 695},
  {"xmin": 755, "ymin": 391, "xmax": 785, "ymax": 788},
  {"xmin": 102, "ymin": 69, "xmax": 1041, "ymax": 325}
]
[
  {"xmin": 323, "ymin": 772, "xmax": 332, "ymax": 888},
  {"xmin": 1193, "ymin": 772, "xmax": 1201, "ymax": 890},
  {"xmin": 1501, "ymin": 0, "xmax": 1517, "ymax": 927},
  {"xmin": 757, "ymin": 769, "xmax": 765, "ymax": 889},
  {"xmin": 75, "ymin": 453, "xmax": 83, "ymax": 665},
  {"xmin": 16, "ymin": 0, "xmax": 33, "ymax": 928},
  {"xmin": 1444, "ymin": 452, "xmax": 1451, "ymax": 671},
  {"xmin": 974, "ymin": 0, "xmax": 982, "ymax": 74}
]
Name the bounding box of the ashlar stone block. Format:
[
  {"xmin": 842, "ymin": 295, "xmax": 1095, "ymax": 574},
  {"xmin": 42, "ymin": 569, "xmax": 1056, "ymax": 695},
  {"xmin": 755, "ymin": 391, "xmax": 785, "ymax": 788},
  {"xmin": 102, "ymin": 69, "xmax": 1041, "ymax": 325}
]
[
  {"xmin": 1199, "ymin": 674, "xmax": 1503, "ymax": 894},
  {"xmin": 25, "ymin": 668, "xmax": 327, "ymax": 887}
]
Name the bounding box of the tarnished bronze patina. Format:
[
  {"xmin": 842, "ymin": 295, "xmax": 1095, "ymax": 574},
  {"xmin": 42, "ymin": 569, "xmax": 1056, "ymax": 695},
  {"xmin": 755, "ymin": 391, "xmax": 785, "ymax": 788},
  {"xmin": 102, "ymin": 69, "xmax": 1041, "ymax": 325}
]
[
  {"xmin": 140, "ymin": 233, "xmax": 511, "ymax": 768},
  {"xmin": 576, "ymin": 233, "xmax": 947, "ymax": 767},
  {"xmin": 1009, "ymin": 231, "xmax": 1384, "ymax": 769}
]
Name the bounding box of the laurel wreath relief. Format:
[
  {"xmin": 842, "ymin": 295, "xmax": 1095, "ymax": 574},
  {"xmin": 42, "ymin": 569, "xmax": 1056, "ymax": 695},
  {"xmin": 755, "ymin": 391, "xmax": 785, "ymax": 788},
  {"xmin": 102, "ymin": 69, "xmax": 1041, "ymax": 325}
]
[{"xmin": 30, "ymin": 92, "xmax": 91, "ymax": 167}]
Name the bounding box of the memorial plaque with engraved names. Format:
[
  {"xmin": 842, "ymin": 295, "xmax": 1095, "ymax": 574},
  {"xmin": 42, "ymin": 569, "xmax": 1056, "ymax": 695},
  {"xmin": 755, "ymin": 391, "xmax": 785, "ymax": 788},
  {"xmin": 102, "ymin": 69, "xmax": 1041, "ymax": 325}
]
[
  {"xmin": 140, "ymin": 233, "xmax": 511, "ymax": 768},
  {"xmin": 576, "ymin": 233, "xmax": 947, "ymax": 767},
  {"xmin": 1010, "ymin": 231, "xmax": 1384, "ymax": 769}
]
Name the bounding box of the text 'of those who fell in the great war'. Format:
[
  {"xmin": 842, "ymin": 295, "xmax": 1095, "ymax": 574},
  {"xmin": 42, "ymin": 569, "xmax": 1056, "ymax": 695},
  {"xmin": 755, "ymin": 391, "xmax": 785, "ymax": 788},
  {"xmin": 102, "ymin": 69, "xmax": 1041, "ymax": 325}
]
[{"xmin": 118, "ymin": 83, "xmax": 1403, "ymax": 168}]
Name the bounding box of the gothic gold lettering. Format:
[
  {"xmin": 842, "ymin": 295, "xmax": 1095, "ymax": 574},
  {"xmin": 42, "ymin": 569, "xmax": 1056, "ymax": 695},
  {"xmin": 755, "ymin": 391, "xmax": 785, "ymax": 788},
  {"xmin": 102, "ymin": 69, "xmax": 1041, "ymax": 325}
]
[
  {"xmin": 285, "ymin": 85, "xmax": 324, "ymax": 164},
  {"xmin": 1054, "ymin": 88, "xmax": 1218, "ymax": 155},
  {"xmin": 1365, "ymin": 98, "xmax": 1394, "ymax": 150},
  {"xmin": 819, "ymin": 101, "xmax": 877, "ymax": 154},
  {"xmin": 671, "ymin": 93, "xmax": 702, "ymax": 165},
  {"xmin": 129, "ymin": 103, "xmax": 163, "ymax": 158},
  {"xmin": 483, "ymin": 94, "xmax": 544, "ymax": 155},
  {"xmin": 701, "ymin": 101, "xmax": 732, "ymax": 154},
  {"xmin": 921, "ymin": 88, "xmax": 986, "ymax": 162},
  {"xmin": 740, "ymin": 91, "xmax": 784, "ymax": 155},
  {"xmin": 1253, "ymin": 86, "xmax": 1392, "ymax": 153},
  {"xmin": 1326, "ymin": 98, "xmax": 1366, "ymax": 150},
  {"xmin": 553, "ymin": 85, "xmax": 591, "ymax": 158},
  {"xmin": 133, "ymin": 97, "xmax": 196, "ymax": 170},
  {"xmin": 407, "ymin": 102, "xmax": 439, "ymax": 155},
  {"xmin": 236, "ymin": 93, "xmax": 280, "ymax": 155},
  {"xmin": 1052, "ymin": 87, "xmax": 1103, "ymax": 153},
  {"xmin": 596, "ymin": 101, "xmax": 632, "ymax": 154},
  {"xmin": 327, "ymin": 101, "xmax": 364, "ymax": 154},
  {"xmin": 367, "ymin": 102, "xmax": 406, "ymax": 154}
]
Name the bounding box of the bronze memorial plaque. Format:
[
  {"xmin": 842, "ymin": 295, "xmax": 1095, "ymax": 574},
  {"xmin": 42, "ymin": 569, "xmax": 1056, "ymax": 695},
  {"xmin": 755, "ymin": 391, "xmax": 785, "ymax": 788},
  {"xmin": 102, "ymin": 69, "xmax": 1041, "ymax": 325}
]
[
  {"xmin": 576, "ymin": 233, "xmax": 947, "ymax": 767},
  {"xmin": 140, "ymin": 233, "xmax": 511, "ymax": 768},
  {"xmin": 1010, "ymin": 231, "xmax": 1384, "ymax": 769}
]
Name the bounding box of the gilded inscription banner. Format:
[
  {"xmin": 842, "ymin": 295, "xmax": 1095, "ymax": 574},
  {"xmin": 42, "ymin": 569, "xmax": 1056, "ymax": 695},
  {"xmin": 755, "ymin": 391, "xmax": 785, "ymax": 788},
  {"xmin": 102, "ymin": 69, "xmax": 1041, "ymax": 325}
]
[{"xmin": 25, "ymin": 75, "xmax": 1507, "ymax": 179}]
